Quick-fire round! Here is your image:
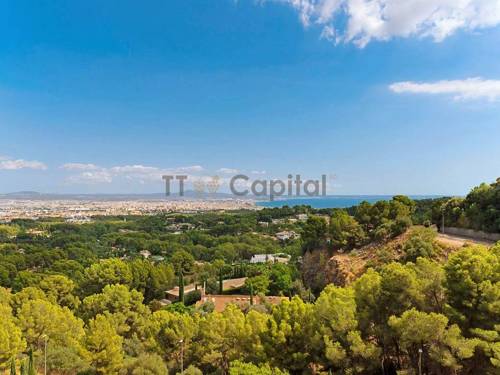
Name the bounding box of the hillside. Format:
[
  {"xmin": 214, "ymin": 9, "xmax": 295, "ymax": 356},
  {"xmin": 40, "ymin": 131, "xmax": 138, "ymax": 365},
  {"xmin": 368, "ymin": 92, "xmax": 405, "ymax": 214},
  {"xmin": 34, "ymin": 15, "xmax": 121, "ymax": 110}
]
[{"xmin": 320, "ymin": 226, "xmax": 491, "ymax": 287}]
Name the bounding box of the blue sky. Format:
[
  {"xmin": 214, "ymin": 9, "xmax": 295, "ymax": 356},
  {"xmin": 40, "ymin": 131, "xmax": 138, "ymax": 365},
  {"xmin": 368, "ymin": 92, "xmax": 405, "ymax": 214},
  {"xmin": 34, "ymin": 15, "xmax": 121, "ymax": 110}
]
[{"xmin": 1, "ymin": 0, "xmax": 500, "ymax": 195}]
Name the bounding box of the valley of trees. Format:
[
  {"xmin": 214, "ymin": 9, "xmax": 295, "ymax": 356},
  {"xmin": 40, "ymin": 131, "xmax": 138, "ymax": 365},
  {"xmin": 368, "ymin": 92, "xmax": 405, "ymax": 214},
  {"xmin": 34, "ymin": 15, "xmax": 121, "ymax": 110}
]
[{"xmin": 0, "ymin": 178, "xmax": 499, "ymax": 374}]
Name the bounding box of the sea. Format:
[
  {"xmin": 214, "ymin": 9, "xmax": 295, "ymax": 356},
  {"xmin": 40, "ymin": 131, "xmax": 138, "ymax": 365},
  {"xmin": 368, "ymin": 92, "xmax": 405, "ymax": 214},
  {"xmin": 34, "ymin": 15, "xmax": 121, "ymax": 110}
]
[{"xmin": 256, "ymin": 195, "xmax": 442, "ymax": 209}]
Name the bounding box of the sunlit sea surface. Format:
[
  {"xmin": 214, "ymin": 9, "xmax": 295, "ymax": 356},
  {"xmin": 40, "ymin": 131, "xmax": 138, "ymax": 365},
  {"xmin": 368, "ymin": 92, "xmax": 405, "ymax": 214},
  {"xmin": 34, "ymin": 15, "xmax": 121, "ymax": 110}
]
[{"xmin": 256, "ymin": 195, "xmax": 442, "ymax": 209}]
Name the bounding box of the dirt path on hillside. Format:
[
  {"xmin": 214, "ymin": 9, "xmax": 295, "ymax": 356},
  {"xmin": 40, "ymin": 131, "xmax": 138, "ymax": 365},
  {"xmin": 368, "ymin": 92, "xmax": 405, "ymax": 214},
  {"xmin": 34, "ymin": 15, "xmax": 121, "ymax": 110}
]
[{"xmin": 436, "ymin": 232, "xmax": 495, "ymax": 248}]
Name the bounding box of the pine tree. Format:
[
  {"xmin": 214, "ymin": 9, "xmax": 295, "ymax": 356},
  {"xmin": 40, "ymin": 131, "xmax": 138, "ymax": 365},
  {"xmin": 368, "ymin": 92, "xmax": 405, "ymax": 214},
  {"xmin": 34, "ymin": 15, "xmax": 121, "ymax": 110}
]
[
  {"xmin": 86, "ymin": 315, "xmax": 124, "ymax": 374},
  {"xmin": 27, "ymin": 349, "xmax": 36, "ymax": 375},
  {"xmin": 179, "ymin": 272, "xmax": 185, "ymax": 304},
  {"xmin": 219, "ymin": 270, "xmax": 223, "ymax": 295},
  {"xmin": 10, "ymin": 358, "xmax": 16, "ymax": 375}
]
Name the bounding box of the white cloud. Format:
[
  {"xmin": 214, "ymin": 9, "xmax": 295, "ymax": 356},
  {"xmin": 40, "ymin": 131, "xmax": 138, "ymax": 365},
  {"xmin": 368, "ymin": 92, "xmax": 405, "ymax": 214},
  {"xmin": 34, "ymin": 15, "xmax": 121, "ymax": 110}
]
[
  {"xmin": 320, "ymin": 24, "xmax": 336, "ymax": 42},
  {"xmin": 62, "ymin": 163, "xmax": 207, "ymax": 185},
  {"xmin": 389, "ymin": 77, "xmax": 500, "ymax": 101},
  {"xmin": 0, "ymin": 157, "xmax": 47, "ymax": 170},
  {"xmin": 217, "ymin": 167, "xmax": 239, "ymax": 174},
  {"xmin": 251, "ymin": 170, "xmax": 267, "ymax": 175},
  {"xmin": 110, "ymin": 165, "xmax": 160, "ymax": 175},
  {"xmin": 278, "ymin": 0, "xmax": 500, "ymax": 47},
  {"xmin": 176, "ymin": 165, "xmax": 204, "ymax": 173},
  {"xmin": 67, "ymin": 171, "xmax": 113, "ymax": 184},
  {"xmin": 61, "ymin": 163, "xmax": 100, "ymax": 171}
]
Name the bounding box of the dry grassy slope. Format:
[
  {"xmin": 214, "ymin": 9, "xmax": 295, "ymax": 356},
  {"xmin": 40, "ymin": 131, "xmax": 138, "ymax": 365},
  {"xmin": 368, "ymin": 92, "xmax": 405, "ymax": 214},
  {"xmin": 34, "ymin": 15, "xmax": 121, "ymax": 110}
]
[
  {"xmin": 325, "ymin": 231, "xmax": 410, "ymax": 286},
  {"xmin": 324, "ymin": 226, "xmax": 476, "ymax": 286}
]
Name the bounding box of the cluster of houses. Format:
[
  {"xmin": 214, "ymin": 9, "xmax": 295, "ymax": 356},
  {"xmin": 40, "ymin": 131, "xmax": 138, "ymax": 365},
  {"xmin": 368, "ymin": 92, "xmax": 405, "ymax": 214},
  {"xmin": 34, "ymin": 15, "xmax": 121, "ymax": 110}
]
[
  {"xmin": 249, "ymin": 253, "xmax": 290, "ymax": 264},
  {"xmin": 141, "ymin": 213, "xmax": 309, "ymax": 311},
  {"xmin": 138, "ymin": 250, "xmax": 165, "ymax": 262},
  {"xmin": 165, "ymin": 277, "xmax": 247, "ymax": 302},
  {"xmin": 275, "ymin": 230, "xmax": 299, "ymax": 241},
  {"xmin": 165, "ymin": 222, "xmax": 195, "ymax": 233},
  {"xmin": 259, "ymin": 213, "xmax": 309, "ymax": 227},
  {"xmin": 65, "ymin": 215, "xmax": 92, "ymax": 224},
  {"xmin": 197, "ymin": 294, "xmax": 287, "ymax": 312},
  {"xmin": 164, "ymin": 276, "xmax": 288, "ymax": 312}
]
